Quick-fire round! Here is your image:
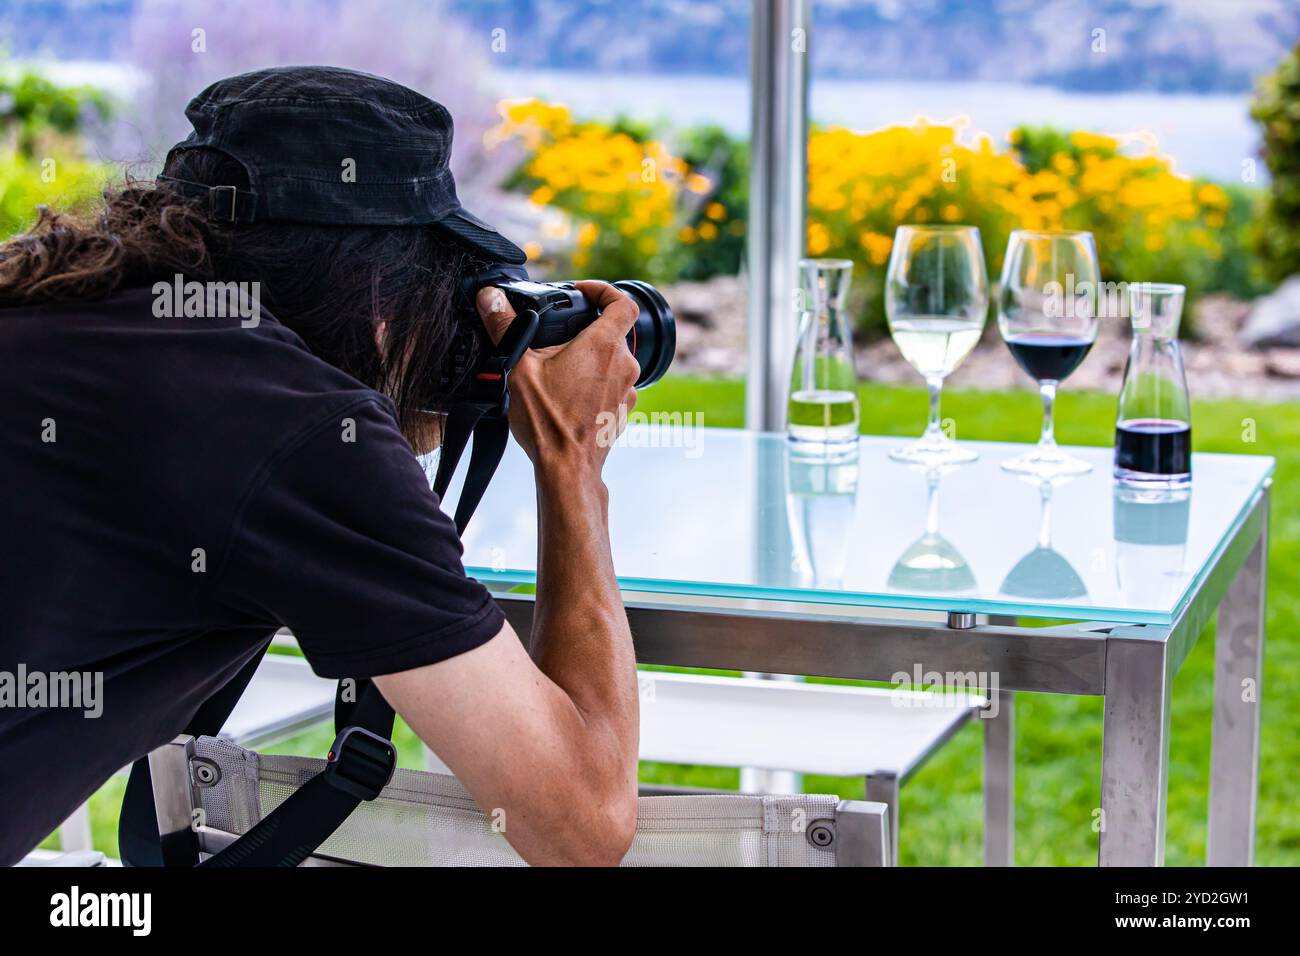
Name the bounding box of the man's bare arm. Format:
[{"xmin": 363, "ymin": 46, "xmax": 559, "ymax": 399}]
[{"xmin": 375, "ymin": 281, "xmax": 642, "ymax": 866}]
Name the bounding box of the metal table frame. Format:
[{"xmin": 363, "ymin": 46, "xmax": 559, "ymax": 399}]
[{"xmin": 491, "ymin": 483, "xmax": 1269, "ymax": 867}]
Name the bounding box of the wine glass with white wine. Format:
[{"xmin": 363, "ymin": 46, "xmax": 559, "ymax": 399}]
[{"xmin": 884, "ymin": 225, "xmax": 989, "ymax": 465}]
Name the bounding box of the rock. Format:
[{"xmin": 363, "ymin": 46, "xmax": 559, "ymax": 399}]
[
  {"xmin": 695, "ymin": 346, "xmax": 739, "ymax": 373},
  {"xmin": 662, "ymin": 276, "xmax": 746, "ymax": 330},
  {"xmin": 1265, "ymin": 349, "xmax": 1300, "ymax": 378},
  {"xmin": 658, "ymin": 276, "xmax": 1300, "ymax": 400},
  {"xmin": 672, "ymin": 319, "xmax": 706, "ymax": 356},
  {"xmin": 1194, "ymin": 295, "xmax": 1252, "ymax": 347},
  {"xmin": 1240, "ymin": 276, "xmax": 1300, "ymax": 348}
]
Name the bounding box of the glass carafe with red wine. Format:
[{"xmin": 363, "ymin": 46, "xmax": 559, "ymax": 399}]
[
  {"xmin": 1114, "ymin": 283, "xmax": 1192, "ymax": 489},
  {"xmin": 997, "ymin": 229, "xmax": 1101, "ymax": 478}
]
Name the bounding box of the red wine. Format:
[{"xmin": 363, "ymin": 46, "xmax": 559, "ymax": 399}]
[
  {"xmin": 1115, "ymin": 419, "xmax": 1191, "ymax": 477},
  {"xmin": 1004, "ymin": 333, "xmax": 1094, "ymax": 382}
]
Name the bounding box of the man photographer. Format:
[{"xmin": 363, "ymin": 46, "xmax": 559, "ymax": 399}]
[{"xmin": 0, "ymin": 66, "xmax": 641, "ymax": 866}]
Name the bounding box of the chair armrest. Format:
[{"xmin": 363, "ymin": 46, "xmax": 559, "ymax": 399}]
[{"xmin": 834, "ymin": 800, "xmax": 892, "ymax": 867}]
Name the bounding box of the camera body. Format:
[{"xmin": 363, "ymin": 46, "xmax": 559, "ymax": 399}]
[
  {"xmin": 445, "ymin": 264, "xmax": 675, "ymax": 399},
  {"xmin": 433, "ymin": 263, "xmax": 674, "ymax": 533}
]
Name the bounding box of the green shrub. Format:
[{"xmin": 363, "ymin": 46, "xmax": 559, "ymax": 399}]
[
  {"xmin": 0, "ymin": 151, "xmax": 111, "ymax": 239},
  {"xmin": 1251, "ymin": 42, "xmax": 1300, "ymax": 283},
  {"xmin": 0, "ymin": 66, "xmax": 110, "ymax": 159},
  {"xmin": 673, "ymin": 124, "xmax": 748, "ymax": 281},
  {"xmin": 0, "ymin": 64, "xmax": 114, "ymax": 240}
]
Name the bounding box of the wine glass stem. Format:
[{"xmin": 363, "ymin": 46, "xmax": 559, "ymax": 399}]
[
  {"xmin": 1038, "ymin": 380, "xmax": 1058, "ymax": 452},
  {"xmin": 925, "ymin": 375, "xmax": 945, "ymax": 440}
]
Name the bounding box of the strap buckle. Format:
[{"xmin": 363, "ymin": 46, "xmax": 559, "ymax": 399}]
[
  {"xmin": 208, "ymin": 184, "xmax": 254, "ymax": 223},
  {"xmin": 325, "ymin": 726, "xmax": 396, "ymax": 801}
]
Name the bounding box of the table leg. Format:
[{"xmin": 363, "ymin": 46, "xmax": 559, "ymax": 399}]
[
  {"xmin": 1208, "ymin": 504, "xmax": 1268, "ymax": 866},
  {"xmin": 983, "ymin": 689, "xmax": 1015, "ymax": 866},
  {"xmin": 1100, "ymin": 632, "xmax": 1172, "ymax": 866},
  {"xmin": 865, "ymin": 773, "xmax": 900, "ymax": 866}
]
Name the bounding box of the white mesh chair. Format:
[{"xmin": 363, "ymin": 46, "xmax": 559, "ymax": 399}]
[
  {"xmin": 211, "ymin": 652, "xmax": 987, "ymax": 865},
  {"xmin": 149, "ymin": 735, "xmax": 891, "ymax": 866},
  {"xmin": 635, "ymin": 671, "xmax": 992, "ymax": 865}
]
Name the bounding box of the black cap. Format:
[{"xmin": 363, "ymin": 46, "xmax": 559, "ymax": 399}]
[{"xmin": 158, "ymin": 66, "xmax": 527, "ymax": 265}]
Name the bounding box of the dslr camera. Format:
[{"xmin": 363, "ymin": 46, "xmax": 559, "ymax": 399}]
[
  {"xmin": 445, "ymin": 264, "xmax": 675, "ymax": 402},
  {"xmin": 433, "ymin": 263, "xmax": 676, "ymax": 532}
]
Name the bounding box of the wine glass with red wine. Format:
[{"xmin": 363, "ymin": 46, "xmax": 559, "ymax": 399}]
[{"xmin": 997, "ymin": 230, "xmax": 1101, "ymax": 478}]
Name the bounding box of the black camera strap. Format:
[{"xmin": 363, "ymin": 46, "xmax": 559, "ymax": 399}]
[
  {"xmin": 120, "ymin": 656, "xmax": 398, "ymax": 868},
  {"xmin": 433, "ymin": 307, "xmax": 541, "ymax": 535},
  {"xmin": 195, "ymin": 679, "xmax": 396, "ymax": 868},
  {"xmin": 434, "ymin": 404, "xmax": 509, "ymax": 535}
]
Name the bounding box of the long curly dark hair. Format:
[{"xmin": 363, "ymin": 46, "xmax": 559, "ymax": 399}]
[{"xmin": 0, "ymin": 147, "xmax": 481, "ymax": 444}]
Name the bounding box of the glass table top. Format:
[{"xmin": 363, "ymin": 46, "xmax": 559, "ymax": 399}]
[{"xmin": 439, "ymin": 427, "xmax": 1274, "ymax": 626}]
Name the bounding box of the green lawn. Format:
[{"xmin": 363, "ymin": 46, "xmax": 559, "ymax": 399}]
[
  {"xmin": 59, "ymin": 376, "xmax": 1298, "ymax": 865},
  {"xmin": 634, "ymin": 376, "xmax": 1299, "ymax": 866}
]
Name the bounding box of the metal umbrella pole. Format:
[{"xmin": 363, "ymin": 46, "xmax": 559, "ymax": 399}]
[{"xmin": 742, "ymin": 0, "xmax": 811, "ymax": 796}]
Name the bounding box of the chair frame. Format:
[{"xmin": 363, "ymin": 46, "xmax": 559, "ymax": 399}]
[{"xmin": 148, "ymin": 735, "xmax": 891, "ymax": 867}]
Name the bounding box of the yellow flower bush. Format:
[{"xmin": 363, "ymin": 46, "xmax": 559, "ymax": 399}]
[
  {"xmin": 807, "ymin": 120, "xmax": 1233, "ymax": 329},
  {"xmin": 806, "ymin": 121, "xmax": 1029, "ymax": 281},
  {"xmin": 492, "ymin": 99, "xmax": 699, "ymax": 282},
  {"xmin": 1019, "ymin": 126, "xmax": 1232, "ymax": 310},
  {"xmin": 496, "ymin": 100, "xmax": 1251, "ymax": 332}
]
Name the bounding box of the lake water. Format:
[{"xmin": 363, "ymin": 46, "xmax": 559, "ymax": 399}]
[
  {"xmin": 26, "ymin": 61, "xmax": 1260, "ymax": 183},
  {"xmin": 492, "ymin": 70, "xmax": 1260, "ymax": 183}
]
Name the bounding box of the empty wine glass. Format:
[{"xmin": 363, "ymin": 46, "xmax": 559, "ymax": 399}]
[
  {"xmin": 885, "ymin": 225, "xmax": 989, "ymax": 466},
  {"xmin": 998, "ymin": 229, "xmax": 1101, "ymax": 477}
]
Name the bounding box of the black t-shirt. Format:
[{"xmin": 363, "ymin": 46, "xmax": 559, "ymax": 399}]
[{"xmin": 0, "ymin": 287, "xmax": 505, "ymax": 864}]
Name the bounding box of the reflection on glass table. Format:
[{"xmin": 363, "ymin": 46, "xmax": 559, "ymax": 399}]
[
  {"xmin": 1000, "ymin": 477, "xmax": 1088, "ymax": 602},
  {"xmin": 785, "ymin": 448, "xmax": 859, "ymax": 589},
  {"xmin": 444, "ymin": 427, "xmax": 1272, "ymax": 626},
  {"xmin": 1113, "ymin": 485, "xmax": 1191, "ymax": 611},
  {"xmin": 886, "ymin": 466, "xmax": 976, "ymax": 596}
]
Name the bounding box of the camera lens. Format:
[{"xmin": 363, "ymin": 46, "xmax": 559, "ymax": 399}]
[{"xmin": 613, "ymin": 279, "xmax": 675, "ymax": 388}]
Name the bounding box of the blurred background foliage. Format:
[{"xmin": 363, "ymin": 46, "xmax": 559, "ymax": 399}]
[
  {"xmin": 492, "ymin": 97, "xmax": 1272, "ymax": 337},
  {"xmin": 1252, "ymin": 41, "xmax": 1300, "ymax": 285},
  {"xmin": 0, "ymin": 64, "xmax": 112, "ymax": 238},
  {"xmin": 0, "ymin": 68, "xmax": 110, "ymax": 157},
  {"xmin": 0, "ymin": 41, "xmax": 1297, "ymax": 338}
]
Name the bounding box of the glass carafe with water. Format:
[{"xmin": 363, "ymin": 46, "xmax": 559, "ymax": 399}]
[
  {"xmin": 787, "ymin": 258, "xmax": 859, "ymax": 457},
  {"xmin": 1115, "ymin": 283, "xmax": 1192, "ymax": 489}
]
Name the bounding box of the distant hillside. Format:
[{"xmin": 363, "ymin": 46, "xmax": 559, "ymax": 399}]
[{"xmin": 5, "ymin": 0, "xmax": 1298, "ymax": 93}]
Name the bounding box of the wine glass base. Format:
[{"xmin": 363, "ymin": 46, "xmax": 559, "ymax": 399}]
[
  {"xmin": 889, "ymin": 437, "xmax": 978, "ymax": 467},
  {"xmin": 1000, "ymin": 450, "xmax": 1092, "ymax": 479}
]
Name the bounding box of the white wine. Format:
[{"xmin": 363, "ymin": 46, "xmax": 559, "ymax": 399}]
[
  {"xmin": 889, "ymin": 316, "xmax": 984, "ymax": 378},
  {"xmin": 788, "ymin": 388, "xmax": 859, "ymax": 446},
  {"xmin": 883, "ymin": 225, "xmax": 987, "ymax": 466}
]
